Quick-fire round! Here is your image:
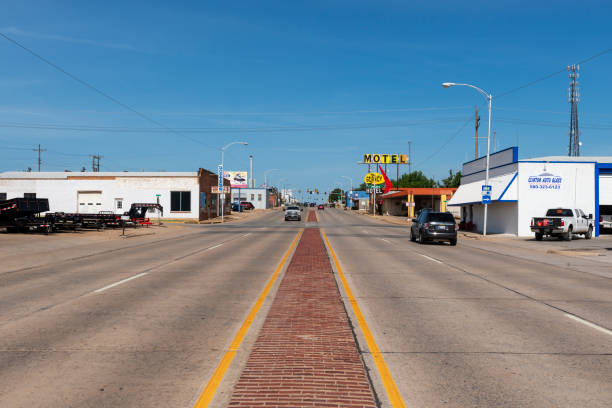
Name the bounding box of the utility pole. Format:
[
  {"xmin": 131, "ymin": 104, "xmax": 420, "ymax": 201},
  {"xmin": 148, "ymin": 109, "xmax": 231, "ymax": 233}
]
[
  {"xmin": 568, "ymin": 64, "xmax": 580, "ymax": 156},
  {"xmin": 32, "ymin": 144, "xmax": 46, "ymax": 172},
  {"xmin": 91, "ymin": 154, "xmax": 102, "ymax": 172},
  {"xmin": 475, "ymin": 107, "xmax": 480, "ymax": 159}
]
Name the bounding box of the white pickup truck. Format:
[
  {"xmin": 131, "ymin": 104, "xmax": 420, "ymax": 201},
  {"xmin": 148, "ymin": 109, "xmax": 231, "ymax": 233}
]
[
  {"xmin": 600, "ymin": 205, "xmax": 612, "ymax": 231},
  {"xmin": 530, "ymin": 208, "xmax": 594, "ymax": 241}
]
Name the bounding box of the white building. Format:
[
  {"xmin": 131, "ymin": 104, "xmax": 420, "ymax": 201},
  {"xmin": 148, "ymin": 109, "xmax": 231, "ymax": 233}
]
[
  {"xmin": 0, "ymin": 168, "xmax": 231, "ymax": 221},
  {"xmin": 448, "ymin": 147, "xmax": 612, "ymax": 237},
  {"xmin": 231, "ymin": 188, "xmax": 272, "ymax": 210}
]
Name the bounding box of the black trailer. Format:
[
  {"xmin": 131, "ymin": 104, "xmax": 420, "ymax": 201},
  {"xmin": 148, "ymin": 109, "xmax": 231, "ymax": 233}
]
[{"xmin": 0, "ymin": 198, "xmax": 50, "ymax": 232}]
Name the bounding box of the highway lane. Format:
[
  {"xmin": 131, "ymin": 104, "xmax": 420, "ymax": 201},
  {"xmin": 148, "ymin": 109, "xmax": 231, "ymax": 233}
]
[
  {"xmin": 0, "ymin": 210, "xmax": 301, "ymax": 408},
  {"xmin": 319, "ymin": 208, "xmax": 612, "ymax": 407}
]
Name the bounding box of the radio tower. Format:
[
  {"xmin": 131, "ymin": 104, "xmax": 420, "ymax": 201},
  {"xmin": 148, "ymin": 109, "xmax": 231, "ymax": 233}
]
[{"xmin": 568, "ymin": 64, "xmax": 580, "ymax": 156}]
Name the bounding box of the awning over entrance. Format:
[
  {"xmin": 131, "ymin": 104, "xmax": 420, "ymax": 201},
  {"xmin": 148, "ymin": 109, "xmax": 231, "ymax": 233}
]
[{"xmin": 448, "ymin": 172, "xmax": 517, "ymax": 206}]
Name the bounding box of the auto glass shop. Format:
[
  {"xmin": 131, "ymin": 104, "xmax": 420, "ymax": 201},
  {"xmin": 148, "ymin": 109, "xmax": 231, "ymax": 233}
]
[{"xmin": 448, "ymin": 147, "xmax": 612, "ymax": 236}]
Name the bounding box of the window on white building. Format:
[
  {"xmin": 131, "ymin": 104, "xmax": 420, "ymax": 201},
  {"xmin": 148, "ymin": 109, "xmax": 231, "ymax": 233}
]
[
  {"xmin": 171, "ymin": 191, "xmax": 191, "ymax": 211},
  {"xmin": 24, "ymin": 193, "xmax": 36, "ymax": 199},
  {"xmin": 0, "ymin": 193, "xmax": 6, "ymax": 200},
  {"xmin": 251, "ymin": 194, "xmax": 255, "ymax": 200},
  {"xmin": 258, "ymin": 194, "xmax": 262, "ymax": 201}
]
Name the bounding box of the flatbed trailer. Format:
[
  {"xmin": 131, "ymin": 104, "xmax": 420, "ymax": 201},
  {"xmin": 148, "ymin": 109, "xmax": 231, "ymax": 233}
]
[{"xmin": 0, "ymin": 198, "xmax": 51, "ymax": 232}]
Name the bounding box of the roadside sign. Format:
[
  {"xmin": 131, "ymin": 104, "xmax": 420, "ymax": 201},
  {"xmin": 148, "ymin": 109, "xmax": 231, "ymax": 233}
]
[
  {"xmin": 211, "ymin": 186, "xmax": 230, "ymax": 194},
  {"xmin": 482, "ymin": 193, "xmax": 491, "ymax": 204},
  {"xmin": 217, "ymin": 165, "xmax": 224, "ymax": 190},
  {"xmin": 155, "ymin": 194, "xmax": 161, "ymax": 197},
  {"xmin": 363, "ymin": 172, "xmax": 384, "ymax": 185},
  {"xmin": 481, "ymin": 185, "xmax": 492, "ymax": 192}
]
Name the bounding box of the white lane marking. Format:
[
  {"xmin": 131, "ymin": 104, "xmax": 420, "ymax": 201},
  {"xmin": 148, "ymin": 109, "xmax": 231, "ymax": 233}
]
[
  {"xmin": 243, "ymin": 233, "xmax": 251, "ymax": 237},
  {"xmin": 565, "ymin": 314, "xmax": 612, "ymax": 337},
  {"xmin": 207, "ymin": 243, "xmax": 223, "ymax": 251},
  {"xmin": 379, "ymin": 238, "xmax": 392, "ymax": 244},
  {"xmin": 419, "ymin": 254, "xmax": 443, "ymax": 264},
  {"xmin": 94, "ymin": 272, "xmax": 148, "ymax": 294},
  {"xmin": 362, "ymin": 230, "xmax": 370, "ymax": 234}
]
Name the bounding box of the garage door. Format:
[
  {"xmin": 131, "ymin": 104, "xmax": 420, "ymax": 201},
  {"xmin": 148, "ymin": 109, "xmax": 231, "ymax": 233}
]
[
  {"xmin": 600, "ymin": 174, "xmax": 612, "ymax": 205},
  {"xmin": 78, "ymin": 191, "xmax": 102, "ymax": 214}
]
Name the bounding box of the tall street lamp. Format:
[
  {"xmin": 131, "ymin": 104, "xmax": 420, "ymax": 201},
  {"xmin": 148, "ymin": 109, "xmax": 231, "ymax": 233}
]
[
  {"xmin": 340, "ymin": 176, "xmax": 352, "ymax": 208},
  {"xmin": 221, "ymin": 141, "xmax": 248, "ymax": 223},
  {"xmin": 264, "ymin": 168, "xmax": 279, "ymax": 189},
  {"xmin": 442, "ymin": 82, "xmax": 492, "ymax": 235}
]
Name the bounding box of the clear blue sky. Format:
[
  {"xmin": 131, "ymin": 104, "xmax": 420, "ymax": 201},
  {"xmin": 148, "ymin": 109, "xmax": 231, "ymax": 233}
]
[{"xmin": 1, "ymin": 1, "xmax": 611, "ymax": 198}]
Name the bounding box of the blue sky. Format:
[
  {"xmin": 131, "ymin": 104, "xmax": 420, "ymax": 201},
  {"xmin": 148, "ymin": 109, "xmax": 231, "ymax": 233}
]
[{"xmin": 1, "ymin": 0, "xmax": 611, "ymax": 197}]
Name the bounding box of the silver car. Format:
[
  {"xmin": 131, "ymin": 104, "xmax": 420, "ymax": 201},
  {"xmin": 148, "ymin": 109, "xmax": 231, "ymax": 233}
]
[{"xmin": 284, "ymin": 206, "xmax": 302, "ymax": 221}]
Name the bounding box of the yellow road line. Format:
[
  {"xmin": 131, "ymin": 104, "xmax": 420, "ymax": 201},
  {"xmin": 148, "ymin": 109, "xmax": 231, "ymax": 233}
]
[
  {"xmin": 193, "ymin": 229, "xmax": 303, "ymax": 408},
  {"xmin": 321, "ymin": 228, "xmax": 406, "ymax": 408}
]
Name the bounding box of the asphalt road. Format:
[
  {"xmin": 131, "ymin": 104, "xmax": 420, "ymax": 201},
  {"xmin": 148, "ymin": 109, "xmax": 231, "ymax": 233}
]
[
  {"xmin": 0, "ymin": 212, "xmax": 303, "ymax": 408},
  {"xmin": 2, "ymin": 207, "xmax": 611, "ymax": 408},
  {"xmin": 320, "ymin": 208, "xmax": 612, "ymax": 407}
]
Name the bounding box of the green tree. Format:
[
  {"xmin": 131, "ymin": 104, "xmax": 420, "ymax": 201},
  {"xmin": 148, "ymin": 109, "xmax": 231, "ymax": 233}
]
[
  {"xmin": 440, "ymin": 169, "xmax": 462, "ymax": 188},
  {"xmin": 393, "ymin": 171, "xmax": 436, "ymax": 188},
  {"xmin": 328, "ymin": 188, "xmax": 343, "ymax": 203}
]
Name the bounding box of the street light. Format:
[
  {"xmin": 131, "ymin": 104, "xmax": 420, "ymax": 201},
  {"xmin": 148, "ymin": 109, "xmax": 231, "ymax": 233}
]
[
  {"xmin": 443, "ymin": 82, "xmax": 492, "ymax": 235},
  {"xmin": 264, "ymin": 169, "xmax": 279, "ymax": 189},
  {"xmin": 221, "ymin": 141, "xmax": 248, "ymax": 223},
  {"xmin": 340, "ymin": 175, "xmax": 352, "ymax": 208}
]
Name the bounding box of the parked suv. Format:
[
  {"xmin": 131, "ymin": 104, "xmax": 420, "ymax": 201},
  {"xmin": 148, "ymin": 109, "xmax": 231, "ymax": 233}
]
[
  {"xmin": 232, "ymin": 201, "xmax": 254, "ymax": 211},
  {"xmin": 410, "ymin": 211, "xmax": 457, "ymax": 245}
]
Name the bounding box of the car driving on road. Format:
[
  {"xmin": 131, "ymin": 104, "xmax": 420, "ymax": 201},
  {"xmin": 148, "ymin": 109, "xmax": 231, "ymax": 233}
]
[
  {"xmin": 317, "ymin": 204, "xmax": 324, "ymax": 210},
  {"xmin": 410, "ymin": 211, "xmax": 457, "ymax": 245},
  {"xmin": 284, "ymin": 206, "xmax": 302, "ymax": 221}
]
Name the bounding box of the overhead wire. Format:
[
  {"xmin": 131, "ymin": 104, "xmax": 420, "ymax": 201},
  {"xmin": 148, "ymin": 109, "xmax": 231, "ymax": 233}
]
[
  {"xmin": 0, "ymin": 117, "xmax": 471, "ymax": 133},
  {"xmin": 494, "ymin": 46, "xmax": 612, "ymax": 99},
  {"xmin": 413, "ymin": 115, "xmax": 473, "ymax": 169},
  {"xmin": 0, "ymin": 31, "xmax": 216, "ymax": 150}
]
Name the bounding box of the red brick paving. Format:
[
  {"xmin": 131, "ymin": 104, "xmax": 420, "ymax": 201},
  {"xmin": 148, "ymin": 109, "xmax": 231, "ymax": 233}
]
[
  {"xmin": 307, "ymin": 210, "xmax": 318, "ymax": 222},
  {"xmin": 228, "ymin": 228, "xmax": 377, "ymax": 407}
]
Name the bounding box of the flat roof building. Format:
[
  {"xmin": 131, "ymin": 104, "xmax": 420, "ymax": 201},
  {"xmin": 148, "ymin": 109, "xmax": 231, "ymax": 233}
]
[
  {"xmin": 448, "ymin": 147, "xmax": 612, "ymax": 236},
  {"xmin": 0, "ymin": 168, "xmax": 231, "ymax": 221}
]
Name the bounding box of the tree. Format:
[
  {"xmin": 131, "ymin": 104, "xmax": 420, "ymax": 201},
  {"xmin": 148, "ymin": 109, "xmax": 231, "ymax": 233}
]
[
  {"xmin": 440, "ymin": 169, "xmax": 462, "ymax": 188},
  {"xmin": 393, "ymin": 171, "xmax": 435, "ymax": 188},
  {"xmin": 328, "ymin": 188, "xmax": 343, "ymax": 203}
]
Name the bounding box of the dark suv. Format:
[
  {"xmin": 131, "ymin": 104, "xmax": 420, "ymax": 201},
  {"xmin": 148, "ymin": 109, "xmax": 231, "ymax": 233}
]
[{"xmin": 410, "ymin": 211, "xmax": 457, "ymax": 245}]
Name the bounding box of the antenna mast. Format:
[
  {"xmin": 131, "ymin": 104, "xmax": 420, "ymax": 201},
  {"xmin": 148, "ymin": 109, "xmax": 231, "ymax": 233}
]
[{"xmin": 568, "ymin": 64, "xmax": 580, "ymax": 156}]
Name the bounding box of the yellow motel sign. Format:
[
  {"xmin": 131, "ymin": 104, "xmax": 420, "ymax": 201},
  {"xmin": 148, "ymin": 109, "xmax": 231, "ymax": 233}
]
[
  {"xmin": 363, "ymin": 154, "xmax": 408, "ymax": 164},
  {"xmin": 364, "ymin": 172, "xmax": 385, "ymax": 185}
]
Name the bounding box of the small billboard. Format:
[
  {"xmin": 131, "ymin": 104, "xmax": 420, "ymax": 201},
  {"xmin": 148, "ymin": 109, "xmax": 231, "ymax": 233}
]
[{"xmin": 224, "ymin": 170, "xmax": 248, "ymax": 188}]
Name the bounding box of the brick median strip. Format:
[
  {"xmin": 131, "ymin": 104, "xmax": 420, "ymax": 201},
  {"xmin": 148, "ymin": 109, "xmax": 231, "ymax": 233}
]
[
  {"xmin": 228, "ymin": 228, "xmax": 377, "ymax": 407},
  {"xmin": 307, "ymin": 210, "xmax": 318, "ymax": 222}
]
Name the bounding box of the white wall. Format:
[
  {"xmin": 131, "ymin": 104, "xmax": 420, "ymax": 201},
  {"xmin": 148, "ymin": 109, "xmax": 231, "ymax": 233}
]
[
  {"xmin": 231, "ymin": 188, "xmax": 269, "ymax": 210},
  {"xmin": 470, "ymin": 202, "xmax": 518, "ymax": 235},
  {"xmin": 0, "ymin": 176, "xmax": 200, "ymax": 219},
  {"xmin": 517, "ymin": 162, "xmax": 595, "ymax": 236}
]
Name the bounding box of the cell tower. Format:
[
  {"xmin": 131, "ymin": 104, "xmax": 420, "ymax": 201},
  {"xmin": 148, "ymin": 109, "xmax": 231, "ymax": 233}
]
[{"xmin": 568, "ymin": 64, "xmax": 580, "ymax": 156}]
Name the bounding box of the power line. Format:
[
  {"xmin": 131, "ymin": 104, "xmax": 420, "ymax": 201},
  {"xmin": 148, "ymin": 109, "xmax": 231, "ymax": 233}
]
[
  {"xmin": 494, "ymin": 47, "xmax": 612, "ymax": 99},
  {"xmin": 0, "ymin": 117, "xmax": 471, "ymax": 134},
  {"xmin": 0, "ymin": 31, "xmax": 215, "ymax": 150},
  {"xmin": 413, "ymin": 115, "xmax": 473, "ymax": 169}
]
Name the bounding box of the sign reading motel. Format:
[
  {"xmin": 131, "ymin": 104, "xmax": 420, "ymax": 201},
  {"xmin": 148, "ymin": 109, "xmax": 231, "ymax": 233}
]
[{"xmin": 363, "ymin": 154, "xmax": 408, "ymax": 164}]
